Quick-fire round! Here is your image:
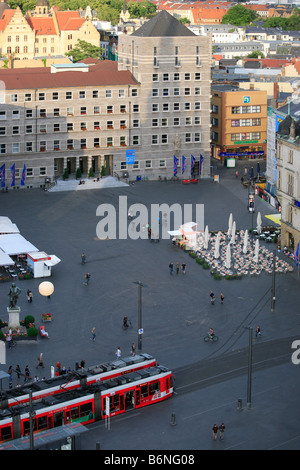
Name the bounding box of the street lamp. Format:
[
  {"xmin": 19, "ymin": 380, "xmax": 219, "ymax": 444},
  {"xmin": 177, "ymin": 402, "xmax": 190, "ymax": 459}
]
[
  {"xmin": 271, "ymin": 248, "xmax": 276, "ymax": 311},
  {"xmin": 38, "ymin": 281, "xmax": 54, "ymax": 298},
  {"xmin": 133, "ymin": 281, "xmax": 147, "ymax": 350}
]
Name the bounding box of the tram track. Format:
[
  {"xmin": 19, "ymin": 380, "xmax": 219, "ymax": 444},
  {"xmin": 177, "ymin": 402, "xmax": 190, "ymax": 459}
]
[{"xmin": 173, "ymin": 335, "xmax": 297, "ymax": 395}]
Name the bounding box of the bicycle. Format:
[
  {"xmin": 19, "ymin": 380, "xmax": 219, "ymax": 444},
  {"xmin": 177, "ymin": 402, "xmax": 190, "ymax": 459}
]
[
  {"xmin": 8, "ymin": 340, "xmax": 17, "ymax": 348},
  {"xmin": 204, "ymin": 334, "xmax": 218, "ymax": 343}
]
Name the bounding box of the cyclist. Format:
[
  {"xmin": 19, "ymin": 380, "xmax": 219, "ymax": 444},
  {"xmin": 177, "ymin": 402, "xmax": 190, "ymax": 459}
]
[{"xmin": 209, "ymin": 328, "xmax": 216, "ymax": 340}]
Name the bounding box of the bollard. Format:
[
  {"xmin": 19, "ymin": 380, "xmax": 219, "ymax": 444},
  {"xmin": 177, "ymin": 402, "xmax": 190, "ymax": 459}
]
[
  {"xmin": 237, "ymin": 399, "xmax": 242, "ymax": 411},
  {"xmin": 170, "ymin": 412, "xmax": 176, "ymax": 426}
]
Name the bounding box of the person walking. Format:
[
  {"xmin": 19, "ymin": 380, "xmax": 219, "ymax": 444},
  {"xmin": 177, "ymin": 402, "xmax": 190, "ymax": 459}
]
[
  {"xmin": 181, "ymin": 262, "xmax": 186, "ymax": 274},
  {"xmin": 81, "ymin": 253, "xmax": 86, "ymax": 265},
  {"xmin": 24, "ymin": 365, "xmax": 30, "ymax": 383},
  {"xmin": 116, "ymin": 347, "xmax": 121, "ymax": 359},
  {"xmin": 220, "ymin": 292, "xmax": 224, "ymax": 304},
  {"xmin": 219, "ymin": 423, "xmax": 226, "ymax": 440},
  {"xmin": 169, "ymin": 262, "xmax": 173, "ymax": 275},
  {"xmin": 212, "ymin": 424, "xmax": 219, "ymax": 440},
  {"xmin": 131, "ymin": 343, "xmax": 136, "ymax": 356},
  {"xmin": 83, "ymin": 272, "xmax": 91, "ymax": 285},
  {"xmin": 210, "ymin": 291, "xmax": 215, "ymax": 305},
  {"xmin": 91, "ymin": 327, "xmax": 96, "ymax": 341},
  {"xmin": 8, "ymin": 365, "xmax": 13, "ymax": 389},
  {"xmin": 256, "ymin": 325, "xmax": 261, "ymax": 338},
  {"xmin": 36, "ymin": 353, "xmax": 45, "ymax": 368},
  {"xmin": 6, "ymin": 333, "xmax": 12, "ymax": 349},
  {"xmin": 176, "ymin": 262, "xmax": 179, "ymax": 274},
  {"xmin": 15, "ymin": 364, "xmax": 21, "ymax": 380}
]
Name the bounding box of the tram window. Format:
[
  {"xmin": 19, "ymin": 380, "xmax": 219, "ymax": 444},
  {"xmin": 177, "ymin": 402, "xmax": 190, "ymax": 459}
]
[
  {"xmin": 149, "ymin": 381, "xmax": 160, "ymax": 395},
  {"xmin": 1, "ymin": 426, "xmax": 12, "ymax": 441},
  {"xmin": 110, "ymin": 395, "xmax": 120, "ymax": 411},
  {"xmin": 37, "ymin": 416, "xmax": 47, "ymax": 431},
  {"xmin": 71, "ymin": 407, "xmax": 80, "ymax": 420},
  {"xmin": 80, "ymin": 402, "xmax": 93, "ymax": 417},
  {"xmin": 141, "ymin": 385, "xmax": 148, "ymax": 397},
  {"xmin": 23, "ymin": 419, "xmax": 37, "ymax": 436}
]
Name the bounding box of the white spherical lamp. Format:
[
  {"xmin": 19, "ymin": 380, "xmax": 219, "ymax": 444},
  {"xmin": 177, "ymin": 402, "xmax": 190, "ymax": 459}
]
[{"xmin": 39, "ymin": 281, "xmax": 54, "ymax": 297}]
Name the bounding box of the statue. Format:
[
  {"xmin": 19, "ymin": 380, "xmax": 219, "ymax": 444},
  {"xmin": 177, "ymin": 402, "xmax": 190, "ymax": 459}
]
[{"xmin": 8, "ymin": 283, "xmax": 21, "ymax": 309}]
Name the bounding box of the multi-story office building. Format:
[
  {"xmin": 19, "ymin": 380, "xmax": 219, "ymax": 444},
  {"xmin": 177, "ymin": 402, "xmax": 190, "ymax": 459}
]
[
  {"xmin": 0, "ymin": 10, "xmax": 212, "ymax": 188},
  {"xmin": 211, "ymin": 85, "xmax": 268, "ymax": 161},
  {"xmin": 276, "ymin": 117, "xmax": 300, "ymax": 251}
]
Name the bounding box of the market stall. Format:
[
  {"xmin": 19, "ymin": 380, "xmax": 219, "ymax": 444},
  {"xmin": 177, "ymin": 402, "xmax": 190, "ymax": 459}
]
[{"xmin": 27, "ymin": 251, "xmax": 61, "ymax": 278}]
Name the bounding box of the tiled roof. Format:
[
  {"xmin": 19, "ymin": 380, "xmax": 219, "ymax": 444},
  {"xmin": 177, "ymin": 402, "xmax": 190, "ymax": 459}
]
[
  {"xmin": 0, "ymin": 60, "xmax": 139, "ymax": 90},
  {"xmin": 0, "ymin": 9, "xmax": 15, "ymax": 31},
  {"xmin": 26, "ymin": 17, "xmax": 56, "ymax": 35}
]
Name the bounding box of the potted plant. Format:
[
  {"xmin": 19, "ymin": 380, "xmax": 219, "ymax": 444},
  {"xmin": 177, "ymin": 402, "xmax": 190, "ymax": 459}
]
[
  {"xmin": 76, "ymin": 167, "xmax": 82, "ymax": 179},
  {"xmin": 63, "ymin": 168, "xmax": 69, "ymax": 180},
  {"xmin": 88, "ymin": 167, "xmax": 94, "ymax": 178}
]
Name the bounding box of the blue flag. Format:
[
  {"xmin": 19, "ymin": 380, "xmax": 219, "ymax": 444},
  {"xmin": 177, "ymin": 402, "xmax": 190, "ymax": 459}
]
[
  {"xmin": 21, "ymin": 164, "xmax": 26, "ymax": 186},
  {"xmin": 0, "ymin": 164, "xmax": 5, "ymax": 188},
  {"xmin": 10, "ymin": 163, "xmax": 15, "ymax": 187},
  {"xmin": 182, "ymin": 156, "xmax": 186, "ymax": 175},
  {"xmin": 191, "ymin": 155, "xmax": 195, "ymax": 176},
  {"xmin": 199, "ymin": 155, "xmax": 204, "ymax": 175},
  {"xmin": 295, "ymin": 242, "xmax": 299, "ymax": 269},
  {"xmin": 173, "ymin": 156, "xmax": 178, "ymax": 177}
]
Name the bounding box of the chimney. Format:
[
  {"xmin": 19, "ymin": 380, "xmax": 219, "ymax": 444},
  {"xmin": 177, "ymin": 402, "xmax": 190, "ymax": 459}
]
[{"xmin": 273, "ymin": 82, "xmax": 279, "ymax": 101}]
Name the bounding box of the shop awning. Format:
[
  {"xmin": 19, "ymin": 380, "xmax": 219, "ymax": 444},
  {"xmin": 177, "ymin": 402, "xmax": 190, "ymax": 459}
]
[
  {"xmin": 265, "ymin": 214, "xmax": 281, "ymax": 225},
  {"xmin": 0, "ymin": 233, "xmax": 38, "ymax": 255},
  {"xmin": 0, "ymin": 249, "xmax": 14, "ymax": 266},
  {"xmin": 44, "ymin": 255, "xmax": 61, "ymax": 267},
  {"xmin": 167, "ymin": 230, "xmax": 183, "ymax": 237}
]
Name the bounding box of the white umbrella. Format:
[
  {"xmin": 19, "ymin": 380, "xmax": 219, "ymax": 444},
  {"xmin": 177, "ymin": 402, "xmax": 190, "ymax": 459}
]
[
  {"xmin": 214, "ymin": 231, "xmax": 221, "ymax": 259},
  {"xmin": 230, "ymin": 221, "xmax": 236, "ymax": 244},
  {"xmin": 225, "ymin": 243, "xmax": 231, "ymax": 269},
  {"xmin": 253, "ymin": 238, "xmax": 259, "ymax": 263},
  {"xmin": 227, "ymin": 213, "xmax": 233, "ymax": 237},
  {"xmin": 243, "ymin": 229, "xmax": 249, "ymax": 254},
  {"xmin": 204, "ymin": 225, "xmax": 210, "ymax": 250},
  {"xmin": 257, "ymin": 212, "xmax": 262, "ymax": 234}
]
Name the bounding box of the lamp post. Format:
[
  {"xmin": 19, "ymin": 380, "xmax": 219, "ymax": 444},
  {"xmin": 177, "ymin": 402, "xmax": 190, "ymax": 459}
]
[
  {"xmin": 247, "ymin": 326, "xmax": 253, "ymax": 409},
  {"xmin": 133, "ymin": 281, "xmax": 146, "ymax": 350},
  {"xmin": 38, "ymin": 281, "xmax": 54, "ymax": 299},
  {"xmin": 271, "ymin": 248, "xmax": 276, "ymax": 311}
]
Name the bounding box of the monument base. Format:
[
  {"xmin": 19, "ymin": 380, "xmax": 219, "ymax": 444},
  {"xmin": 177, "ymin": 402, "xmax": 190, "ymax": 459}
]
[{"xmin": 7, "ymin": 306, "xmax": 21, "ymax": 328}]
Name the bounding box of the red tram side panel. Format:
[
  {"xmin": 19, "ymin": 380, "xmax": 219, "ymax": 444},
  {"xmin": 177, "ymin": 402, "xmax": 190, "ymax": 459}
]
[{"xmin": 0, "ymin": 364, "xmax": 173, "ymax": 444}]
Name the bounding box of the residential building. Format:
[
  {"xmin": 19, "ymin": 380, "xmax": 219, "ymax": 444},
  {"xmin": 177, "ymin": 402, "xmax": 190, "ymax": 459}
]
[
  {"xmin": 0, "ymin": 11, "xmax": 211, "ymax": 187},
  {"xmin": 0, "ymin": 0, "xmax": 100, "ymax": 61},
  {"xmin": 276, "ymin": 116, "xmax": 300, "ymax": 250},
  {"xmin": 211, "ymin": 85, "xmax": 268, "ymax": 161}
]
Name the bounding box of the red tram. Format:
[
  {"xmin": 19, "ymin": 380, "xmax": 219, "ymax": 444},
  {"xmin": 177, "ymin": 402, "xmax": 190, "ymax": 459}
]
[
  {"xmin": 2, "ymin": 353, "xmax": 156, "ymax": 410},
  {"xmin": 0, "ymin": 363, "xmax": 173, "ymax": 443}
]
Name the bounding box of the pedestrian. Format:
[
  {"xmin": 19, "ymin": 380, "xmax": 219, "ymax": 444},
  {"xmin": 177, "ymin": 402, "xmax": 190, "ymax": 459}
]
[
  {"xmin": 181, "ymin": 262, "xmax": 186, "ymax": 274},
  {"xmin": 8, "ymin": 365, "xmax": 12, "ymax": 389},
  {"xmin": 24, "ymin": 365, "xmax": 30, "ymax": 383},
  {"xmin": 235, "ymin": 170, "xmax": 238, "ymax": 178},
  {"xmin": 169, "ymin": 262, "xmax": 173, "ymax": 275},
  {"xmin": 36, "ymin": 353, "xmax": 45, "ymax": 368},
  {"xmin": 27, "ymin": 289, "xmax": 33, "ymax": 302},
  {"xmin": 220, "ymin": 292, "xmax": 224, "ymax": 304},
  {"xmin": 176, "ymin": 262, "xmax": 179, "ymax": 274},
  {"xmin": 86, "ymin": 272, "xmax": 91, "ymax": 284},
  {"xmin": 6, "ymin": 333, "xmax": 11, "ymax": 349},
  {"xmin": 91, "ymin": 327, "xmax": 96, "ymax": 341},
  {"xmin": 15, "ymin": 364, "xmax": 21, "ymax": 380},
  {"xmin": 212, "ymin": 424, "xmax": 218, "ymax": 440},
  {"xmin": 219, "ymin": 423, "xmax": 226, "ymax": 440},
  {"xmin": 116, "ymin": 347, "xmax": 121, "ymax": 358},
  {"xmin": 210, "ymin": 291, "xmax": 215, "ymax": 305},
  {"xmin": 256, "ymin": 325, "xmax": 261, "ymax": 338},
  {"xmin": 81, "ymin": 253, "xmax": 86, "ymax": 264},
  {"xmin": 131, "ymin": 343, "xmax": 136, "ymax": 356}
]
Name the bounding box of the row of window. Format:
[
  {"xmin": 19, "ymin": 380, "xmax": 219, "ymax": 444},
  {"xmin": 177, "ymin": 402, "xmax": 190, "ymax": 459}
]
[
  {"xmin": 152, "ymin": 72, "xmax": 201, "ymax": 82},
  {"xmin": 151, "ymin": 88, "xmax": 201, "ymax": 97},
  {"xmin": 8, "ymin": 88, "xmax": 138, "ymax": 103},
  {"xmin": 231, "ymin": 132, "xmax": 261, "ymax": 141},
  {"xmin": 0, "ymin": 105, "xmax": 138, "ymax": 119},
  {"xmin": 211, "ymin": 105, "xmax": 262, "ymax": 114},
  {"xmin": 0, "ymin": 132, "xmax": 201, "ymax": 153},
  {"xmin": 0, "ymin": 115, "xmax": 202, "ymax": 135},
  {"xmin": 231, "ymin": 118, "xmax": 261, "ymax": 127}
]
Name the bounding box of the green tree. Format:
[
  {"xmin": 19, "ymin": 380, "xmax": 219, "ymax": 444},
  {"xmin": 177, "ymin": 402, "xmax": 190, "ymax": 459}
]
[
  {"xmin": 247, "ymin": 50, "xmax": 265, "ymax": 58},
  {"xmin": 221, "ymin": 5, "xmax": 257, "ymax": 26},
  {"xmin": 127, "ymin": 0, "xmax": 156, "ymax": 19},
  {"xmin": 65, "ymin": 40, "xmax": 103, "ymax": 62}
]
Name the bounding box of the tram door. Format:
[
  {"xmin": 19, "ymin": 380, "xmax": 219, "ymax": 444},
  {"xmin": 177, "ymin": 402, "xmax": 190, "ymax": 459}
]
[
  {"xmin": 125, "ymin": 390, "xmax": 135, "ymax": 410},
  {"xmin": 135, "ymin": 389, "xmax": 140, "ymax": 407},
  {"xmin": 53, "ymin": 411, "xmax": 64, "ymax": 428}
]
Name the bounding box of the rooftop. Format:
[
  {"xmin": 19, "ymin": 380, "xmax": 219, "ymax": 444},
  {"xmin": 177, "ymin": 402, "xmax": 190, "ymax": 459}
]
[{"xmin": 131, "ymin": 10, "xmax": 195, "ymax": 37}]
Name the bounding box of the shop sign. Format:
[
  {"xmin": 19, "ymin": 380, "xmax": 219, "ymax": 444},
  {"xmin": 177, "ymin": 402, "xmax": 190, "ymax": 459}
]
[{"xmin": 233, "ymin": 140, "xmax": 258, "ymax": 145}]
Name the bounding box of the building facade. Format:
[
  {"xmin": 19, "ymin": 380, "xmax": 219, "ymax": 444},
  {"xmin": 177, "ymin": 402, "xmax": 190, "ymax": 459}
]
[
  {"xmin": 0, "ymin": 11, "xmax": 212, "ymax": 188},
  {"xmin": 276, "ymin": 118, "xmax": 300, "ymax": 251},
  {"xmin": 211, "ymin": 85, "xmax": 267, "ymax": 161}
]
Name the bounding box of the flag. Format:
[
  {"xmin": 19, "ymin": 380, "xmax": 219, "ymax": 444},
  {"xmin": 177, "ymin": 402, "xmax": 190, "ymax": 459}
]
[
  {"xmin": 199, "ymin": 155, "xmax": 204, "ymax": 175},
  {"xmin": 191, "ymin": 155, "xmax": 195, "ymax": 176},
  {"xmin": 173, "ymin": 156, "xmax": 178, "ymax": 177},
  {"xmin": 0, "ymin": 164, "xmax": 5, "ymax": 188},
  {"xmin": 10, "ymin": 163, "xmax": 15, "ymax": 187},
  {"xmin": 182, "ymin": 156, "xmax": 186, "ymax": 175},
  {"xmin": 21, "ymin": 164, "xmax": 26, "ymax": 186},
  {"xmin": 295, "ymin": 242, "xmax": 299, "ymax": 269}
]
